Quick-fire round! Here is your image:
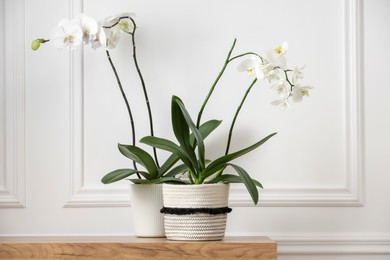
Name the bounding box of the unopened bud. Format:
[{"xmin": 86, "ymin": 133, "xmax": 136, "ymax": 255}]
[
  {"xmin": 31, "ymin": 39, "xmax": 41, "ymax": 51},
  {"xmin": 31, "ymin": 39, "xmax": 48, "ymax": 51}
]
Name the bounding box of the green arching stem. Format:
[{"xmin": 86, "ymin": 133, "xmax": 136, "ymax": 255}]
[
  {"xmin": 105, "ymin": 50, "xmax": 140, "ymax": 178},
  {"xmin": 196, "ymin": 40, "xmax": 264, "ymax": 129},
  {"xmin": 129, "ymin": 17, "xmax": 160, "ymax": 168},
  {"xmin": 225, "ymin": 78, "xmax": 257, "ymax": 155},
  {"xmin": 209, "ymin": 78, "xmax": 258, "ymax": 182},
  {"xmin": 228, "ymin": 52, "xmax": 262, "ymax": 63},
  {"xmin": 103, "ymin": 15, "xmax": 160, "ymax": 168},
  {"xmin": 196, "ymin": 38, "xmax": 237, "ymax": 128}
]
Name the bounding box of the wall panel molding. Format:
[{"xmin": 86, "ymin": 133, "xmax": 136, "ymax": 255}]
[
  {"xmin": 65, "ymin": 0, "xmax": 364, "ymax": 207},
  {"xmin": 231, "ymin": 0, "xmax": 364, "ymax": 207},
  {"xmin": 0, "ymin": 0, "xmax": 26, "ymax": 208},
  {"xmin": 273, "ymin": 233, "xmax": 390, "ymax": 255},
  {"xmin": 224, "ymin": 232, "xmax": 390, "ymax": 255}
]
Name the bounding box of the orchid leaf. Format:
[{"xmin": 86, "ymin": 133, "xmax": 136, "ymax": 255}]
[
  {"xmin": 171, "ymin": 96, "xmax": 197, "ymax": 164},
  {"xmin": 190, "ymin": 119, "xmax": 222, "ymax": 147},
  {"xmin": 203, "ymin": 132, "xmax": 277, "ymax": 177},
  {"xmin": 172, "ymin": 96, "xmax": 206, "ymax": 169},
  {"xmin": 164, "ymin": 163, "xmax": 188, "ymax": 177},
  {"xmin": 118, "ymin": 144, "xmax": 159, "ymax": 179},
  {"xmin": 227, "ymin": 164, "xmax": 259, "ymax": 205},
  {"xmin": 158, "ymin": 154, "xmax": 180, "ymax": 177},
  {"xmin": 207, "ymin": 174, "xmax": 263, "ymax": 188},
  {"xmin": 101, "ymin": 169, "xmax": 149, "ymax": 184},
  {"xmin": 140, "ymin": 136, "xmax": 196, "ymax": 174},
  {"xmin": 130, "ymin": 177, "xmax": 189, "ymax": 184}
]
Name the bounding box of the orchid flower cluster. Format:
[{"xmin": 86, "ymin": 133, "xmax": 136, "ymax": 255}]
[
  {"xmin": 31, "ymin": 13, "xmax": 135, "ymax": 51},
  {"xmin": 236, "ymin": 42, "xmax": 312, "ymax": 108}
]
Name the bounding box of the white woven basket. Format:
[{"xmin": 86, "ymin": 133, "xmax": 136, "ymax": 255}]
[{"xmin": 162, "ymin": 183, "xmax": 230, "ymax": 241}]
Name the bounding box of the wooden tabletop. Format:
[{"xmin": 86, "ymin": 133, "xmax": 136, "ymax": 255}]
[{"xmin": 0, "ymin": 236, "xmax": 277, "ymax": 259}]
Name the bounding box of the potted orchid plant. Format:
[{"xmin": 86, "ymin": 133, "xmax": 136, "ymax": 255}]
[
  {"xmin": 137, "ymin": 39, "xmax": 311, "ymax": 240},
  {"xmin": 33, "ymin": 12, "xmax": 312, "ymax": 240},
  {"xmin": 32, "ymin": 13, "xmax": 187, "ymax": 237}
]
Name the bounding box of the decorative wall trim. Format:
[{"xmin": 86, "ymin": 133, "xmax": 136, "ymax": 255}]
[
  {"xmin": 65, "ymin": 0, "xmax": 364, "ymax": 207},
  {"xmin": 0, "ymin": 0, "xmax": 26, "ymax": 208},
  {"xmin": 274, "ymin": 233, "xmax": 390, "ymax": 255},
  {"xmin": 225, "ymin": 233, "xmax": 390, "ymax": 255},
  {"xmin": 231, "ymin": 0, "xmax": 364, "ymax": 207}
]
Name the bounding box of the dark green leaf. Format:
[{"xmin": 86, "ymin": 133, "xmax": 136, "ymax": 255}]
[
  {"xmin": 227, "ymin": 164, "xmax": 259, "ymax": 205},
  {"xmin": 101, "ymin": 169, "xmax": 149, "ymax": 184},
  {"xmin": 140, "ymin": 136, "xmax": 196, "ymax": 174},
  {"xmin": 203, "ymin": 132, "xmax": 277, "ymax": 177},
  {"xmin": 118, "ymin": 144, "xmax": 158, "ymax": 179},
  {"xmin": 171, "ymin": 96, "xmax": 196, "ymax": 162},
  {"xmin": 129, "ymin": 177, "xmax": 189, "ymax": 184},
  {"xmin": 158, "ymin": 153, "xmax": 180, "ymax": 177},
  {"xmin": 172, "ymin": 96, "xmax": 206, "ymax": 169},
  {"xmin": 164, "ymin": 163, "xmax": 188, "ymax": 177},
  {"xmin": 208, "ymin": 174, "xmax": 263, "ymax": 188},
  {"xmin": 190, "ymin": 119, "xmax": 222, "ymax": 147}
]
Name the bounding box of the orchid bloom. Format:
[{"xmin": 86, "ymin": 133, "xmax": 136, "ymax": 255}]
[
  {"xmin": 90, "ymin": 24, "xmax": 107, "ymax": 49},
  {"xmin": 260, "ymin": 60, "xmax": 280, "ymax": 82},
  {"xmin": 271, "ymin": 79, "xmax": 289, "ymax": 96},
  {"xmin": 292, "ymin": 84, "xmax": 312, "ymax": 103},
  {"xmin": 237, "ymin": 55, "xmax": 280, "ymax": 83},
  {"xmin": 101, "ymin": 13, "xmax": 135, "ymax": 49},
  {"xmin": 50, "ymin": 19, "xmax": 83, "ymax": 50},
  {"xmin": 73, "ymin": 14, "xmax": 99, "ymax": 44},
  {"xmin": 237, "ymin": 54, "xmax": 263, "ymax": 78},
  {"xmin": 291, "ymin": 65, "xmax": 305, "ymax": 85},
  {"xmin": 266, "ymin": 41, "xmax": 288, "ymax": 69},
  {"xmin": 271, "ymin": 98, "xmax": 291, "ymax": 109}
]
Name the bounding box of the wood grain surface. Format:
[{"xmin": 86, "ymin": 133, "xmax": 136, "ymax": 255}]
[{"xmin": 0, "ymin": 236, "xmax": 277, "ymax": 259}]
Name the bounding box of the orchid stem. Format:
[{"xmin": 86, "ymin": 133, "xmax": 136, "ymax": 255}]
[
  {"xmin": 130, "ymin": 18, "xmax": 160, "ymax": 168},
  {"xmin": 196, "ymin": 38, "xmax": 237, "ymax": 128},
  {"xmin": 225, "ymin": 78, "xmax": 257, "ymax": 155},
  {"xmin": 106, "ymin": 50, "xmax": 140, "ymax": 178}
]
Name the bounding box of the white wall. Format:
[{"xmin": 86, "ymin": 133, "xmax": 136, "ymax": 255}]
[{"xmin": 1, "ymin": 0, "xmax": 390, "ymax": 259}]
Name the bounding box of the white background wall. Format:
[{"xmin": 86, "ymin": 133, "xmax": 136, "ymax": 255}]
[{"xmin": 1, "ymin": 0, "xmax": 390, "ymax": 259}]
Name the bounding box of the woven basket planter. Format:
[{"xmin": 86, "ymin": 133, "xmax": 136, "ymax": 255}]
[{"xmin": 161, "ymin": 183, "xmax": 231, "ymax": 241}]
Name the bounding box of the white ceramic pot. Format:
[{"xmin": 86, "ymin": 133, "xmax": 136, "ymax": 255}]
[
  {"xmin": 130, "ymin": 184, "xmax": 165, "ymax": 237},
  {"xmin": 162, "ymin": 183, "xmax": 230, "ymax": 241}
]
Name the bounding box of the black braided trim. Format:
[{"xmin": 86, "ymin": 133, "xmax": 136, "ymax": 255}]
[{"xmin": 160, "ymin": 206, "xmax": 232, "ymax": 215}]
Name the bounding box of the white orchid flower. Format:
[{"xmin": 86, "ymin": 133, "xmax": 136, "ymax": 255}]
[
  {"xmin": 271, "ymin": 79, "xmax": 289, "ymax": 96},
  {"xmin": 274, "ymin": 42, "xmax": 288, "ymax": 57},
  {"xmin": 50, "ymin": 19, "xmax": 83, "ymax": 50},
  {"xmin": 266, "ymin": 41, "xmax": 288, "ymax": 69},
  {"xmin": 73, "ymin": 14, "xmax": 99, "ymax": 44},
  {"xmin": 90, "ymin": 24, "xmax": 107, "ymax": 49},
  {"xmin": 105, "ymin": 13, "xmax": 135, "ymax": 33},
  {"xmin": 101, "ymin": 13, "xmax": 135, "ymax": 49},
  {"xmin": 237, "ymin": 55, "xmax": 263, "ymax": 78},
  {"xmin": 260, "ymin": 60, "xmax": 280, "ymax": 82},
  {"xmin": 271, "ymin": 98, "xmax": 291, "ymax": 109},
  {"xmin": 102, "ymin": 27, "xmax": 120, "ymax": 49},
  {"xmin": 292, "ymin": 84, "xmax": 313, "ymax": 103},
  {"xmin": 101, "ymin": 15, "xmax": 121, "ymax": 49},
  {"xmin": 291, "ymin": 65, "xmax": 305, "ymax": 85}
]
